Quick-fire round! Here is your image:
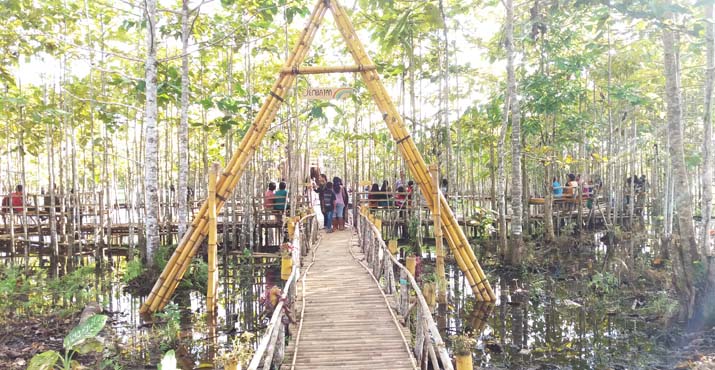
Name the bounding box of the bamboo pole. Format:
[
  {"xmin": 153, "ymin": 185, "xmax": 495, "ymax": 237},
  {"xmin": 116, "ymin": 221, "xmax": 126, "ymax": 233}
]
[
  {"xmin": 327, "ymin": 0, "xmax": 494, "ymax": 301},
  {"xmin": 207, "ymin": 163, "xmax": 220, "ymax": 315},
  {"xmin": 140, "ymin": 0, "xmax": 328, "ymax": 314},
  {"xmin": 431, "ymin": 164, "xmax": 447, "ymax": 304}
]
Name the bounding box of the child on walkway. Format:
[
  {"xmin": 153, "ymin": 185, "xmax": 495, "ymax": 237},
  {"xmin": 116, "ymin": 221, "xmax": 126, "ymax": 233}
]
[{"xmin": 334, "ymin": 180, "xmax": 346, "ymax": 231}]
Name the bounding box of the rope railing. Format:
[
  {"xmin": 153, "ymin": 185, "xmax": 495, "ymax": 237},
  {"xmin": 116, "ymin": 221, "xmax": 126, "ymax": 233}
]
[
  {"xmin": 247, "ymin": 213, "xmax": 318, "ymax": 370},
  {"xmin": 356, "ymin": 208, "xmax": 454, "ymax": 370}
]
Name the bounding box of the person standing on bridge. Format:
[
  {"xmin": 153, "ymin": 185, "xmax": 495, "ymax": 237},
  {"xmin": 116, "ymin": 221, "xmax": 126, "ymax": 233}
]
[
  {"xmin": 313, "ymin": 174, "xmax": 329, "ymax": 228},
  {"xmin": 333, "ymin": 177, "xmax": 348, "ymax": 231},
  {"xmin": 321, "ymin": 182, "xmax": 335, "ymax": 233}
]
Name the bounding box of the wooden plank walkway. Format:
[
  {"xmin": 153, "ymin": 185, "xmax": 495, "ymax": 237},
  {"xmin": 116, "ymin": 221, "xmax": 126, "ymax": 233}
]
[{"xmin": 284, "ymin": 228, "xmax": 416, "ymax": 370}]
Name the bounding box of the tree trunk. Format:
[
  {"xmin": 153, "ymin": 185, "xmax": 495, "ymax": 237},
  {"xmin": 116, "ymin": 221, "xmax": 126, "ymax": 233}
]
[
  {"xmin": 437, "ymin": 0, "xmax": 453, "ymax": 187},
  {"xmin": 143, "ymin": 0, "xmax": 160, "ymax": 266},
  {"xmin": 497, "ymin": 95, "xmax": 509, "ymax": 259},
  {"xmin": 662, "ymin": 13, "xmax": 697, "ymax": 318},
  {"xmin": 701, "ymin": 4, "xmax": 714, "ymax": 260},
  {"xmin": 506, "ymin": 0, "xmax": 523, "ymax": 265},
  {"xmin": 178, "ymin": 0, "xmax": 191, "ymax": 238},
  {"xmin": 46, "ymin": 94, "xmax": 59, "ymax": 278}
]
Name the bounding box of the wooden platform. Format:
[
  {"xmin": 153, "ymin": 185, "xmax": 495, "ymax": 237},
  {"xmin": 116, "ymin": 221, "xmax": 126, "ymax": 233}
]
[{"xmin": 284, "ymin": 229, "xmax": 416, "ymax": 370}]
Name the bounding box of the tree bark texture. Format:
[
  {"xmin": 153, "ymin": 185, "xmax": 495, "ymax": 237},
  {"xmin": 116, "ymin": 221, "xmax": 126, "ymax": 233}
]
[
  {"xmin": 662, "ymin": 14, "xmax": 697, "ymax": 318},
  {"xmin": 143, "ymin": 0, "xmax": 160, "ymax": 266},
  {"xmin": 178, "ymin": 0, "xmax": 191, "ymax": 238},
  {"xmin": 506, "ymin": 0, "xmax": 524, "ymax": 265},
  {"xmin": 701, "ymin": 4, "xmax": 714, "ymax": 259}
]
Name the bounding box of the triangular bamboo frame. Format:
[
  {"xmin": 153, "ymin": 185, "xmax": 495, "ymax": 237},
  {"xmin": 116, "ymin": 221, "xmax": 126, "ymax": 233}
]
[{"xmin": 140, "ymin": 0, "xmax": 494, "ymax": 314}]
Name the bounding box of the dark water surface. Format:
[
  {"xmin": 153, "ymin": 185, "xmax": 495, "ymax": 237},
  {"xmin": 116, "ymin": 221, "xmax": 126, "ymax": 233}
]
[{"xmin": 438, "ymin": 262, "xmax": 693, "ymax": 370}]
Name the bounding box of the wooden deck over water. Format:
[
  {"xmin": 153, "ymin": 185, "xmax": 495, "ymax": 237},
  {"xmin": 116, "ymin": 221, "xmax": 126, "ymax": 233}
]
[{"xmin": 284, "ymin": 229, "xmax": 417, "ymax": 370}]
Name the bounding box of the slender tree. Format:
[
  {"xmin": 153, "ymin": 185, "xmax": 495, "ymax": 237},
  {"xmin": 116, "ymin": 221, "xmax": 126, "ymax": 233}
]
[
  {"xmin": 143, "ymin": 0, "xmax": 159, "ymax": 265},
  {"xmin": 506, "ymin": 0, "xmax": 524, "ymax": 265},
  {"xmin": 701, "ymin": 4, "xmax": 713, "ymax": 262},
  {"xmin": 662, "ymin": 5, "xmax": 697, "ymax": 318},
  {"xmin": 178, "ymin": 0, "xmax": 192, "ymax": 238}
]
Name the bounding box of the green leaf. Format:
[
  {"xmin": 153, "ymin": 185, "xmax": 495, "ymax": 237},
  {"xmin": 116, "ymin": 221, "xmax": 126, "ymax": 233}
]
[
  {"xmin": 27, "ymin": 350, "xmax": 60, "ymax": 370},
  {"xmin": 158, "ymin": 350, "xmax": 177, "ymax": 370},
  {"xmin": 74, "ymin": 337, "xmax": 105, "ymax": 354},
  {"xmin": 64, "ymin": 314, "xmax": 108, "ymax": 350}
]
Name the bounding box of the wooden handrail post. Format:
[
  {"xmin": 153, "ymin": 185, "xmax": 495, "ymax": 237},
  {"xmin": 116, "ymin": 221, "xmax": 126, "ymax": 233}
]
[
  {"xmin": 431, "ymin": 164, "xmax": 447, "ymax": 305},
  {"xmin": 207, "ymin": 162, "xmax": 221, "ymax": 315}
]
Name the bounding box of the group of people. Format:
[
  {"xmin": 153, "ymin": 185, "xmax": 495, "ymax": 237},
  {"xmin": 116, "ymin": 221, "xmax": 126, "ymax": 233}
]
[
  {"xmin": 367, "ymin": 171, "xmax": 416, "ymax": 209},
  {"xmin": 263, "ymin": 181, "xmax": 289, "ymax": 212},
  {"xmin": 313, "ymin": 175, "xmax": 349, "ymax": 233},
  {"xmin": 552, "ymin": 174, "xmax": 595, "ymax": 199}
]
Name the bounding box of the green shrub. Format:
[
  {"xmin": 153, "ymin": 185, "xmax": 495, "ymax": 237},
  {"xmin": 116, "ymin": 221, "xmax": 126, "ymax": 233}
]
[{"xmin": 122, "ymin": 258, "xmax": 144, "ymax": 283}]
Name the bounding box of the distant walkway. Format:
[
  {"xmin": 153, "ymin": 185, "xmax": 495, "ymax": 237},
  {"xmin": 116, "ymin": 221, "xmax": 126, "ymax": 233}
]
[{"xmin": 284, "ymin": 228, "xmax": 416, "ymax": 370}]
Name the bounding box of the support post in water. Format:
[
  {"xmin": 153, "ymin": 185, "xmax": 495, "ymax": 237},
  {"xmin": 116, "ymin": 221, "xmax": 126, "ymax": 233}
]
[
  {"xmin": 207, "ymin": 162, "xmax": 220, "ymax": 315},
  {"xmin": 431, "ymin": 164, "xmax": 447, "ymax": 305}
]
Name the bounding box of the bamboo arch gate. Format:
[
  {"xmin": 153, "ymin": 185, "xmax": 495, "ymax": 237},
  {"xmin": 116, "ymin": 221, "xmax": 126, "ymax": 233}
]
[{"xmin": 140, "ymin": 0, "xmax": 494, "ymax": 314}]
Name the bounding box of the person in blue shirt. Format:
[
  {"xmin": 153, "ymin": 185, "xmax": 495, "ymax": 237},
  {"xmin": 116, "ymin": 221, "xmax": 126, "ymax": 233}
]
[
  {"xmin": 273, "ymin": 181, "xmax": 288, "ymax": 211},
  {"xmin": 552, "ymin": 177, "xmax": 563, "ymax": 197}
]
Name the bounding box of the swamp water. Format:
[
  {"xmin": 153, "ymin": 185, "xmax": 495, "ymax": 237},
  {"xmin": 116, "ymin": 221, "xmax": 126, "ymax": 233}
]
[
  {"xmin": 6, "ymin": 248, "xmax": 711, "ymax": 369},
  {"xmin": 438, "ymin": 262, "xmax": 706, "ymax": 370},
  {"xmin": 1, "ymin": 256, "xmax": 284, "ymax": 369}
]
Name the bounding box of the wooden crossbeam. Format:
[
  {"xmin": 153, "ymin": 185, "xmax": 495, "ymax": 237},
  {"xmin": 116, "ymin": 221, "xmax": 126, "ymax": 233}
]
[{"xmin": 280, "ymin": 65, "xmax": 377, "ymax": 74}]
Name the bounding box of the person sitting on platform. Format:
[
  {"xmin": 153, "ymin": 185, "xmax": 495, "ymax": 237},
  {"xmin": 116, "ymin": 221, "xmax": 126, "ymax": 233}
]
[
  {"xmin": 395, "ymin": 186, "xmax": 407, "ymax": 209},
  {"xmin": 368, "ymin": 183, "xmax": 380, "ymax": 208},
  {"xmin": 264, "ymin": 182, "xmax": 276, "ymax": 210},
  {"xmin": 273, "ymin": 181, "xmax": 288, "ymax": 212},
  {"xmin": 552, "ymin": 177, "xmax": 563, "ymax": 198},
  {"xmin": 564, "ymin": 174, "xmax": 578, "ymax": 198},
  {"xmin": 378, "ymin": 180, "xmax": 389, "ymax": 207},
  {"xmin": 8, "ymin": 185, "xmax": 26, "ymax": 214}
]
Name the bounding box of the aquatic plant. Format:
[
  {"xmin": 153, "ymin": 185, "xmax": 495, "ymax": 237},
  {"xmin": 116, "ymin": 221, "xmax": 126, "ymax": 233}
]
[
  {"xmin": 27, "ymin": 314, "xmax": 108, "ymax": 370},
  {"xmin": 588, "ymin": 271, "xmax": 619, "ymax": 295},
  {"xmin": 406, "ymin": 216, "xmax": 422, "ymax": 256},
  {"xmin": 153, "ymin": 303, "xmax": 181, "ymax": 352},
  {"xmin": 218, "ymin": 332, "xmax": 255, "ymax": 370},
  {"xmin": 122, "ymin": 258, "xmax": 145, "ymax": 284},
  {"xmin": 158, "ymin": 350, "xmax": 176, "ymax": 370}
]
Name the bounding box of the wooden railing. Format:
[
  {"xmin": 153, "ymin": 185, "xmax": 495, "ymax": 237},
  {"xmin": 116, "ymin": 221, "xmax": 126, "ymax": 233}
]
[
  {"xmin": 247, "ymin": 213, "xmax": 319, "ymax": 370},
  {"xmin": 356, "ymin": 209, "xmax": 454, "ymax": 370}
]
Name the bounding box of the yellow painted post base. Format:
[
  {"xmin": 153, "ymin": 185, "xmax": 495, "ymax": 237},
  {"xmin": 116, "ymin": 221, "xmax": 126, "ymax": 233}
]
[
  {"xmin": 287, "ymin": 217, "xmax": 297, "ymax": 239},
  {"xmin": 223, "ymin": 359, "xmax": 238, "ymax": 370},
  {"xmin": 388, "ymin": 239, "xmax": 398, "ymax": 255},
  {"xmin": 281, "ymin": 256, "xmax": 293, "ymax": 280},
  {"xmin": 456, "ymin": 354, "xmax": 473, "ymax": 370},
  {"xmin": 406, "ymin": 256, "xmax": 416, "ymax": 276},
  {"xmin": 422, "ymin": 282, "xmax": 436, "ymax": 308}
]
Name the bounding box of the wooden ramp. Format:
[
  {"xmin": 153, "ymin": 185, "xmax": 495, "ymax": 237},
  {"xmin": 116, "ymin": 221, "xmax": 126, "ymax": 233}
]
[{"xmin": 284, "ymin": 229, "xmax": 416, "ymax": 370}]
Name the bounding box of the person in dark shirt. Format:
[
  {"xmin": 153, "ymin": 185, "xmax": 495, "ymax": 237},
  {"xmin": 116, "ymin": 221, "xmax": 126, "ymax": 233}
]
[{"xmin": 321, "ymin": 182, "xmax": 335, "ymax": 233}]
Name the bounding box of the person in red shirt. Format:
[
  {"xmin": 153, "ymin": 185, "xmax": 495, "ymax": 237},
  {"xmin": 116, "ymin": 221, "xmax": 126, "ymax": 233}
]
[
  {"xmin": 8, "ymin": 185, "xmax": 25, "ymax": 213},
  {"xmin": 2, "ymin": 185, "xmax": 27, "ymax": 226},
  {"xmin": 264, "ymin": 182, "xmax": 276, "ymax": 210}
]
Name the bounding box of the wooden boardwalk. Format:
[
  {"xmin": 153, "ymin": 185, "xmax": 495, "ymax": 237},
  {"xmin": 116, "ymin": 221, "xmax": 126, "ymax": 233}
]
[{"xmin": 284, "ymin": 228, "xmax": 417, "ymax": 370}]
